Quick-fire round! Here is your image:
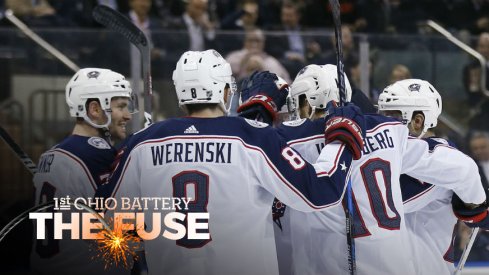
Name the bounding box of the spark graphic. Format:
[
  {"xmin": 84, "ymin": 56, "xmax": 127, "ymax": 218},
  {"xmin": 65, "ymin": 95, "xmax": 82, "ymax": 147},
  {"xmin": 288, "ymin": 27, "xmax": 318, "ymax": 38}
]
[{"xmin": 94, "ymin": 217, "xmax": 142, "ymax": 269}]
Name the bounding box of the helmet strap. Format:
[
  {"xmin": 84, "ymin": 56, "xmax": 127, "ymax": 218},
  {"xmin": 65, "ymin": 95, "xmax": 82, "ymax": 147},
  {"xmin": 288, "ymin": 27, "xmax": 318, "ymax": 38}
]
[
  {"xmin": 82, "ymin": 110, "xmax": 112, "ymax": 132},
  {"xmin": 309, "ymin": 106, "xmax": 316, "ymax": 120}
]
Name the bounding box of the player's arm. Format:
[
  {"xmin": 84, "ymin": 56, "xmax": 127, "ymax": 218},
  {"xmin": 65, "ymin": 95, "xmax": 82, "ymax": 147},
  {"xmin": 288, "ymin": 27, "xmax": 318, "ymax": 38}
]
[
  {"xmin": 401, "ymin": 137, "xmax": 486, "ymax": 205},
  {"xmin": 451, "ymin": 188, "xmax": 489, "ymax": 228},
  {"xmin": 250, "ymin": 104, "xmax": 365, "ymax": 212}
]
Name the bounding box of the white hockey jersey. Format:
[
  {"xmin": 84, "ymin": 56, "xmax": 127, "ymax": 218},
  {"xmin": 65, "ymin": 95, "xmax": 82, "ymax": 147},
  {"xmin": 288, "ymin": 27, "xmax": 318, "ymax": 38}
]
[
  {"xmin": 100, "ymin": 116, "xmax": 354, "ymax": 275},
  {"xmin": 277, "ymin": 115, "xmax": 485, "ymax": 275},
  {"xmin": 402, "ymin": 137, "xmax": 464, "ymax": 275},
  {"xmin": 31, "ymin": 135, "xmax": 127, "ymax": 275}
]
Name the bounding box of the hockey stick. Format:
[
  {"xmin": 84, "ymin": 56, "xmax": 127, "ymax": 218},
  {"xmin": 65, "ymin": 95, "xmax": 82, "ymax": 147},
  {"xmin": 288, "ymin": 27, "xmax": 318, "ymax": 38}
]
[
  {"xmin": 0, "ymin": 125, "xmax": 37, "ymax": 175},
  {"xmin": 454, "ymin": 227, "xmax": 480, "ymax": 275},
  {"xmin": 328, "ymin": 1, "xmax": 356, "ymax": 274},
  {"xmin": 92, "ymin": 5, "xmax": 153, "ymax": 128},
  {"xmin": 0, "ymin": 201, "xmax": 54, "ymax": 243},
  {"xmin": 3, "ymin": 9, "xmax": 79, "ymax": 72}
]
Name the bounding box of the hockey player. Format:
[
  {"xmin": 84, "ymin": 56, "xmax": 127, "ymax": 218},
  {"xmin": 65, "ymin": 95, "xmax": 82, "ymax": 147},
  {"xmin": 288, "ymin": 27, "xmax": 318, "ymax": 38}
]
[
  {"xmin": 101, "ymin": 50, "xmax": 365, "ymax": 275},
  {"xmin": 31, "ymin": 68, "xmax": 134, "ymax": 275},
  {"xmin": 238, "ymin": 65, "xmax": 487, "ymax": 275},
  {"xmin": 377, "ymin": 78, "xmax": 489, "ymax": 275}
]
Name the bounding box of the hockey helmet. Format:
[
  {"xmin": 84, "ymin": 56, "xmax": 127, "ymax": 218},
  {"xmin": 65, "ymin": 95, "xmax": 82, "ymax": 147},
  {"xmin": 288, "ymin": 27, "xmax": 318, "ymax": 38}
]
[
  {"xmin": 172, "ymin": 50, "xmax": 236, "ymax": 113},
  {"xmin": 378, "ymin": 79, "xmax": 442, "ymax": 137},
  {"xmin": 65, "ymin": 68, "xmax": 135, "ymax": 129},
  {"xmin": 289, "ymin": 64, "xmax": 352, "ymax": 119}
]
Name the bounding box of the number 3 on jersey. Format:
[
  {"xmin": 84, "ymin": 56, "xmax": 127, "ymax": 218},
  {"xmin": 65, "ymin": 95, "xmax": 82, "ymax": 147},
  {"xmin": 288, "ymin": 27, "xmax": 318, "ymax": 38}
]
[
  {"xmin": 172, "ymin": 170, "xmax": 211, "ymax": 248},
  {"xmin": 350, "ymin": 158, "xmax": 401, "ymax": 238}
]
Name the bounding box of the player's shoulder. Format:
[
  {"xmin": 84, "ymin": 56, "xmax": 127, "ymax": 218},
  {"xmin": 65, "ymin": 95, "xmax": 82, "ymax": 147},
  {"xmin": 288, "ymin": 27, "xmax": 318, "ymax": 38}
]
[
  {"xmin": 217, "ymin": 116, "xmax": 278, "ymax": 143},
  {"xmin": 365, "ymin": 114, "xmax": 404, "ymax": 133},
  {"xmin": 124, "ymin": 116, "xmax": 277, "ymax": 150},
  {"xmin": 37, "ymin": 135, "xmax": 116, "ymax": 184},
  {"xmin": 277, "ymin": 118, "xmax": 323, "ymax": 142},
  {"xmin": 420, "ymin": 136, "xmax": 457, "ymax": 151},
  {"xmin": 52, "ymin": 135, "xmax": 115, "ymax": 161},
  {"xmin": 400, "ymin": 174, "xmax": 434, "ymax": 203}
]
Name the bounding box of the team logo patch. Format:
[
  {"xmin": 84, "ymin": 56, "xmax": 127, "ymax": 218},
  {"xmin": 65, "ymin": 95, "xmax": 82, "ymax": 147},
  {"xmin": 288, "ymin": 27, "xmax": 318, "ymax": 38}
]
[
  {"xmin": 272, "ymin": 198, "xmax": 287, "ymax": 231},
  {"xmin": 282, "ymin": 118, "xmax": 307, "ymax": 127},
  {"xmin": 88, "ymin": 137, "xmax": 111, "ymax": 149},
  {"xmin": 408, "ymin": 83, "xmax": 421, "ymax": 92},
  {"xmin": 87, "ymin": 71, "xmax": 100, "ymax": 79},
  {"xmin": 244, "ymin": 119, "xmax": 268, "ymax": 128}
]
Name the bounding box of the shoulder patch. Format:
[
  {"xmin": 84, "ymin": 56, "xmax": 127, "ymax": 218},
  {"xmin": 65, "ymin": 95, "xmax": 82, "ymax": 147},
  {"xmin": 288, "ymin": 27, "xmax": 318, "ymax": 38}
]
[
  {"xmin": 282, "ymin": 118, "xmax": 307, "ymax": 127},
  {"xmin": 88, "ymin": 137, "xmax": 111, "ymax": 149},
  {"xmin": 244, "ymin": 119, "xmax": 269, "ymax": 128}
]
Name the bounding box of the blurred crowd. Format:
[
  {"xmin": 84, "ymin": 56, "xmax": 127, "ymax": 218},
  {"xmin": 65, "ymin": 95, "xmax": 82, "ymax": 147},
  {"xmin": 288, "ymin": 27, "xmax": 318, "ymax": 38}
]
[
  {"xmin": 1, "ymin": 0, "xmax": 488, "ymax": 135},
  {"xmin": 1, "ymin": 0, "xmax": 489, "ymax": 141},
  {"xmin": 2, "ymin": 0, "xmax": 489, "ymax": 35}
]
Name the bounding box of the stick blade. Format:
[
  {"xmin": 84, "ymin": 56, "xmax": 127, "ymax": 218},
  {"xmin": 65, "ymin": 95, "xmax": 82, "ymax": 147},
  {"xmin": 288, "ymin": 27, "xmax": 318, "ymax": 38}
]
[{"xmin": 92, "ymin": 5, "xmax": 148, "ymax": 50}]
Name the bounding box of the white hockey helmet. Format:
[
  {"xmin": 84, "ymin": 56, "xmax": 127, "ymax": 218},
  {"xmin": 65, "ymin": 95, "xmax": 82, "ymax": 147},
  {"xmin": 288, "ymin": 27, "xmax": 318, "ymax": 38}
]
[
  {"xmin": 378, "ymin": 79, "xmax": 442, "ymax": 137},
  {"xmin": 289, "ymin": 64, "xmax": 352, "ymax": 119},
  {"xmin": 66, "ymin": 68, "xmax": 134, "ymax": 129},
  {"xmin": 172, "ymin": 50, "xmax": 236, "ymax": 112}
]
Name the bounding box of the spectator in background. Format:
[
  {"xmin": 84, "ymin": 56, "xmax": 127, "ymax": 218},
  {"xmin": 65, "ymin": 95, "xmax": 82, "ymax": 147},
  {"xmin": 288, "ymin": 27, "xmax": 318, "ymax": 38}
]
[
  {"xmin": 217, "ymin": 0, "xmax": 259, "ymax": 53},
  {"xmin": 468, "ymin": 131, "xmax": 489, "ymax": 189},
  {"xmin": 456, "ymin": 131, "xmax": 489, "ymax": 262},
  {"xmin": 386, "ymin": 0, "xmax": 424, "ymax": 34},
  {"xmin": 300, "ymin": 0, "xmax": 363, "ymax": 30},
  {"xmin": 266, "ymin": 1, "xmax": 306, "ymax": 77},
  {"xmin": 51, "ymin": 0, "xmax": 130, "ymax": 27},
  {"xmin": 451, "ymin": 0, "xmax": 489, "ymax": 35},
  {"xmin": 463, "ymin": 33, "xmax": 489, "ymax": 104},
  {"xmin": 463, "ymin": 33, "xmax": 489, "ymax": 131},
  {"xmin": 6, "ymin": 0, "xmax": 59, "ymax": 26},
  {"xmin": 347, "ymin": 56, "xmax": 378, "ymax": 113},
  {"xmin": 311, "ymin": 25, "xmax": 358, "ymax": 71},
  {"xmin": 220, "ymin": 0, "xmax": 259, "ymax": 31},
  {"xmin": 167, "ymin": 0, "xmax": 217, "ymax": 51},
  {"xmin": 226, "ymin": 29, "xmax": 291, "ymax": 82},
  {"xmin": 389, "ymin": 64, "xmax": 412, "ymax": 84},
  {"xmin": 127, "ymin": 0, "xmax": 168, "ymax": 76},
  {"xmin": 128, "ymin": 0, "xmax": 164, "ymax": 58}
]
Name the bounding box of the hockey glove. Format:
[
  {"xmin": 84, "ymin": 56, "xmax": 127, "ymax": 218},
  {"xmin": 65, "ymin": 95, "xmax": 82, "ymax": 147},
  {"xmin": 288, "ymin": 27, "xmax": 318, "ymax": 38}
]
[
  {"xmin": 324, "ymin": 102, "xmax": 366, "ymax": 160},
  {"xmin": 452, "ymin": 190, "xmax": 489, "ymax": 228},
  {"xmin": 238, "ymin": 71, "xmax": 289, "ymax": 124}
]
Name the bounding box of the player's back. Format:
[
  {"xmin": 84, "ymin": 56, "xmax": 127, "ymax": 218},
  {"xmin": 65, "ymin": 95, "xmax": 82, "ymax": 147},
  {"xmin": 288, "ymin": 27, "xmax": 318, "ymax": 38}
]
[
  {"xmin": 106, "ymin": 116, "xmax": 351, "ymax": 275},
  {"xmin": 33, "ymin": 135, "xmax": 115, "ymax": 199},
  {"xmin": 402, "ymin": 137, "xmax": 459, "ymax": 275},
  {"xmin": 346, "ymin": 114, "xmax": 415, "ymax": 274},
  {"xmin": 31, "ymin": 135, "xmax": 126, "ymax": 275},
  {"xmin": 281, "ymin": 114, "xmax": 416, "ymax": 275}
]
